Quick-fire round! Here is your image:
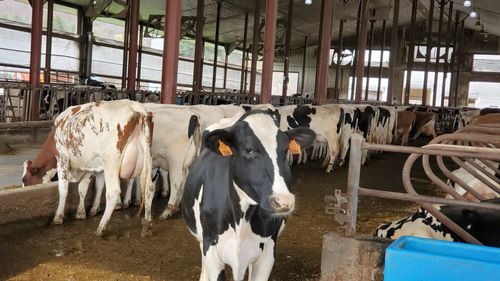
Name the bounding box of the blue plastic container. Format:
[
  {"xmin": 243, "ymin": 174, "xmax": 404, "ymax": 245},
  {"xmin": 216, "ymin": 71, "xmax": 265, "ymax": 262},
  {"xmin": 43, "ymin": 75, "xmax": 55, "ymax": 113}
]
[{"xmin": 384, "ymin": 236, "xmax": 500, "ymax": 281}]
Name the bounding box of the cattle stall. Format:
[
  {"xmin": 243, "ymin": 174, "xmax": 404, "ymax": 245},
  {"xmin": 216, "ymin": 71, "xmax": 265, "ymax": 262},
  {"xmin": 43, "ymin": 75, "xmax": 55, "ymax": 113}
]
[{"xmin": 322, "ymin": 125, "xmax": 500, "ymax": 280}]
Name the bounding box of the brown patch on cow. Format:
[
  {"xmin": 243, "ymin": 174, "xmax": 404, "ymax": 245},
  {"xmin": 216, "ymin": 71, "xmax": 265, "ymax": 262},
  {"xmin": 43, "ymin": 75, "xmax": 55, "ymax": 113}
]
[
  {"xmin": 116, "ymin": 113, "xmax": 141, "ymax": 153},
  {"xmin": 145, "ymin": 112, "xmax": 154, "ymax": 146},
  {"xmin": 71, "ymin": 106, "xmax": 81, "ymax": 115}
]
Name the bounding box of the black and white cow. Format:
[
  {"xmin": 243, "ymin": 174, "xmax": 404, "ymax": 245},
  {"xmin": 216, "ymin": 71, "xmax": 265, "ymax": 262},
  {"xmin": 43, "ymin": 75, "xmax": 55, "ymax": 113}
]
[
  {"xmin": 181, "ymin": 110, "xmax": 315, "ymax": 281},
  {"xmin": 374, "ymin": 199, "xmax": 500, "ymax": 247}
]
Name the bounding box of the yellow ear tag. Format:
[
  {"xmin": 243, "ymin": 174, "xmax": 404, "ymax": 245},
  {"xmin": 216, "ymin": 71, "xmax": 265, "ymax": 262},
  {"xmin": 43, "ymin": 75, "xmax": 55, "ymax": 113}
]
[
  {"xmin": 218, "ymin": 140, "xmax": 233, "ymax": 156},
  {"xmin": 288, "ymin": 139, "xmax": 302, "ymax": 154}
]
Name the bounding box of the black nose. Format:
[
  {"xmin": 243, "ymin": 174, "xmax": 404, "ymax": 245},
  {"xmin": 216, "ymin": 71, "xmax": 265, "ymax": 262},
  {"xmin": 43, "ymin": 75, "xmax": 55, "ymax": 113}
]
[{"xmin": 22, "ymin": 176, "xmax": 28, "ymax": 184}]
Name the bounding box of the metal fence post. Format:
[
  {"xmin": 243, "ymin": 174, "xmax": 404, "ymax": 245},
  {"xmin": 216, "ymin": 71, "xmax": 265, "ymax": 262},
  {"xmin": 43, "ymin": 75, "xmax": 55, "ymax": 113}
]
[{"xmin": 346, "ymin": 134, "xmax": 362, "ymax": 236}]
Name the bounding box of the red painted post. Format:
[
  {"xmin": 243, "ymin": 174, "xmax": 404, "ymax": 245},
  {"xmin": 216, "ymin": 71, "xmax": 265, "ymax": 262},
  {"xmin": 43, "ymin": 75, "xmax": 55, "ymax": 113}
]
[
  {"xmin": 240, "ymin": 12, "xmax": 249, "ymax": 93},
  {"xmin": 29, "ymin": 0, "xmax": 43, "ymax": 121},
  {"xmin": 249, "ymin": 0, "xmax": 261, "ymax": 95},
  {"xmin": 260, "ymin": 0, "xmax": 278, "ymax": 104},
  {"xmin": 315, "ymin": 0, "xmax": 335, "ymax": 105},
  {"xmin": 193, "ymin": 0, "xmax": 205, "ymax": 92},
  {"xmin": 44, "ymin": 0, "xmax": 54, "ymax": 84},
  {"xmin": 160, "ymin": 0, "xmax": 181, "ymax": 104},
  {"xmin": 354, "ymin": 0, "xmax": 369, "ymax": 103},
  {"xmin": 127, "ymin": 0, "xmax": 140, "ymax": 91}
]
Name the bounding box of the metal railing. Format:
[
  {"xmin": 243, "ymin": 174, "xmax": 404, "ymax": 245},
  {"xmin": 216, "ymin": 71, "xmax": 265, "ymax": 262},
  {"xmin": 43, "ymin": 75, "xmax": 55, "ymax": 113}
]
[{"xmin": 327, "ymin": 125, "xmax": 500, "ymax": 245}]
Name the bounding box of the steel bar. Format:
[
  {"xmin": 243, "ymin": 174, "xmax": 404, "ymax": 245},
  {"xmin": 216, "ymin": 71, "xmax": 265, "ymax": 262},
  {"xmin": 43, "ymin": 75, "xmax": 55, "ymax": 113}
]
[
  {"xmin": 136, "ymin": 24, "xmax": 144, "ymax": 89},
  {"xmin": 122, "ymin": 13, "xmax": 130, "ymax": 89},
  {"xmin": 300, "ymin": 36, "xmax": 308, "ymax": 95},
  {"xmin": 126, "ymin": 0, "xmax": 140, "ymax": 91},
  {"xmin": 364, "ymin": 20, "xmax": 375, "ymax": 101},
  {"xmin": 404, "ymin": 0, "xmax": 418, "ymax": 105},
  {"xmin": 354, "ymin": 0, "xmax": 370, "ymax": 103},
  {"xmin": 387, "ymin": 0, "xmax": 400, "ymax": 105},
  {"xmin": 452, "ymin": 157, "xmax": 500, "ymax": 193},
  {"xmin": 435, "ymin": 155, "xmax": 485, "ymax": 201},
  {"xmin": 454, "ymin": 20, "xmax": 465, "ymax": 106},
  {"xmin": 465, "ymin": 158, "xmax": 500, "ymax": 185},
  {"xmin": 193, "ymin": 0, "xmax": 205, "ymax": 92},
  {"xmin": 240, "ymin": 12, "xmax": 249, "ymax": 93},
  {"xmin": 29, "ymin": 0, "xmax": 43, "ymax": 121},
  {"xmin": 315, "ymin": 0, "xmax": 335, "ymax": 104},
  {"xmin": 350, "ymin": 2, "xmax": 362, "ymax": 100},
  {"xmin": 223, "ymin": 52, "xmax": 228, "ymax": 89},
  {"xmin": 334, "ymin": 20, "xmax": 345, "ymax": 101},
  {"xmin": 441, "ymin": 1, "xmax": 453, "ymax": 106},
  {"xmin": 45, "ymin": 0, "xmax": 54, "ymax": 84},
  {"xmin": 377, "ymin": 20, "xmax": 386, "ymax": 101},
  {"xmin": 160, "ymin": 0, "xmax": 181, "ymax": 104},
  {"xmin": 282, "ymin": 0, "xmax": 294, "ymax": 97},
  {"xmin": 421, "ymin": 154, "xmax": 468, "ymax": 200},
  {"xmin": 422, "ymin": 0, "xmax": 435, "ymax": 106},
  {"xmin": 433, "ymin": 0, "xmax": 444, "ymax": 106},
  {"xmin": 249, "ymin": 0, "xmax": 261, "ymax": 95},
  {"xmin": 346, "ymin": 134, "xmax": 363, "ymax": 236},
  {"xmin": 449, "ymin": 12, "xmax": 460, "ymax": 106},
  {"xmin": 212, "ymin": 1, "xmax": 222, "ymax": 93},
  {"xmin": 260, "ymin": 0, "xmax": 278, "ymax": 104}
]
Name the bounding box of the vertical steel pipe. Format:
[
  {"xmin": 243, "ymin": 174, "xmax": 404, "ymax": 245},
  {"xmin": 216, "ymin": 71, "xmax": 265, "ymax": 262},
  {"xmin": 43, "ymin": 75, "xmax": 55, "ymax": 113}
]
[
  {"xmin": 193, "ymin": 0, "xmax": 205, "ymax": 92},
  {"xmin": 346, "ymin": 134, "xmax": 363, "ymax": 236},
  {"xmin": 240, "ymin": 12, "xmax": 249, "ymax": 93},
  {"xmin": 404, "ymin": 0, "xmax": 418, "ymax": 105},
  {"xmin": 354, "ymin": 0, "xmax": 369, "ymax": 103},
  {"xmin": 315, "ymin": 0, "xmax": 335, "ymax": 104},
  {"xmin": 432, "ymin": 0, "xmax": 444, "ymax": 106},
  {"xmin": 334, "ymin": 20, "xmax": 345, "ymax": 101},
  {"xmin": 282, "ymin": 0, "xmax": 294, "ymax": 97},
  {"xmin": 160, "ymin": 0, "xmax": 181, "ymax": 104},
  {"xmin": 364, "ymin": 19, "xmax": 375, "ymax": 101},
  {"xmin": 122, "ymin": 14, "xmax": 130, "ymax": 89},
  {"xmin": 387, "ymin": 0, "xmax": 399, "ymax": 105},
  {"xmin": 44, "ymin": 0, "xmax": 54, "ymax": 84},
  {"xmin": 300, "ymin": 36, "xmax": 308, "ymax": 95},
  {"xmin": 249, "ymin": 0, "xmax": 261, "ymax": 95},
  {"xmin": 29, "ymin": 0, "xmax": 43, "ymax": 121},
  {"xmin": 449, "ymin": 12, "xmax": 460, "ymax": 106},
  {"xmin": 454, "ymin": 21, "xmax": 466, "ymax": 107},
  {"xmin": 212, "ymin": 1, "xmax": 222, "ymax": 93},
  {"xmin": 223, "ymin": 52, "xmax": 228, "ymax": 89},
  {"xmin": 377, "ymin": 20, "xmax": 386, "ymax": 102},
  {"xmin": 127, "ymin": 0, "xmax": 140, "ymax": 91},
  {"xmin": 422, "ymin": 0, "xmax": 435, "ymax": 106},
  {"xmin": 350, "ymin": 3, "xmax": 362, "ymax": 100},
  {"xmin": 260, "ymin": 0, "xmax": 278, "ymax": 104},
  {"xmin": 137, "ymin": 24, "xmax": 144, "ymax": 89},
  {"xmin": 441, "ymin": 1, "xmax": 453, "ymax": 106}
]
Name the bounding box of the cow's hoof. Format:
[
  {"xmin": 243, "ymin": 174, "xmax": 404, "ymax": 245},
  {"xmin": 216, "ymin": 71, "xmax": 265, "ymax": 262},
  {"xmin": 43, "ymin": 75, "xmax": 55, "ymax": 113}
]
[
  {"xmin": 89, "ymin": 208, "xmax": 99, "ymax": 217},
  {"xmin": 52, "ymin": 215, "xmax": 64, "ymax": 225},
  {"xmin": 115, "ymin": 203, "xmax": 122, "ymax": 210},
  {"xmin": 141, "ymin": 218, "xmax": 153, "ymax": 237},
  {"xmin": 133, "ymin": 200, "xmax": 141, "ymax": 206},
  {"xmin": 75, "ymin": 211, "xmax": 87, "ymax": 220},
  {"xmin": 122, "ymin": 201, "xmax": 130, "ymax": 209},
  {"xmin": 159, "ymin": 210, "xmax": 172, "ymax": 220},
  {"xmin": 160, "ymin": 191, "xmax": 169, "ymax": 198},
  {"xmin": 95, "ymin": 229, "xmax": 106, "ymax": 237}
]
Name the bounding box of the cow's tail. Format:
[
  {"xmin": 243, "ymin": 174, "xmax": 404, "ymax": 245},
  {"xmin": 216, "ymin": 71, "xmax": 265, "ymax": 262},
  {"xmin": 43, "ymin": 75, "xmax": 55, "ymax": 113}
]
[
  {"xmin": 137, "ymin": 111, "xmax": 154, "ymax": 220},
  {"xmin": 183, "ymin": 114, "xmax": 202, "ymax": 170}
]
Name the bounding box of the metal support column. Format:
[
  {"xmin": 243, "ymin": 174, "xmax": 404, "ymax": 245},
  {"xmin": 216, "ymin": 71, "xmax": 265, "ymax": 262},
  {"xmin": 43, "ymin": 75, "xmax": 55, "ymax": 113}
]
[
  {"xmin": 44, "ymin": 0, "xmax": 54, "ymax": 84},
  {"xmin": 449, "ymin": 12, "xmax": 460, "ymax": 106},
  {"xmin": 300, "ymin": 36, "xmax": 308, "ymax": 95},
  {"xmin": 441, "ymin": 1, "xmax": 453, "ymax": 106},
  {"xmin": 377, "ymin": 20, "xmax": 386, "ymax": 101},
  {"xmin": 354, "ymin": 0, "xmax": 369, "ymax": 103},
  {"xmin": 126, "ymin": 0, "xmax": 140, "ymax": 91},
  {"xmin": 422, "ymin": 0, "xmax": 435, "ymax": 105},
  {"xmin": 249, "ymin": 0, "xmax": 261, "ymax": 95},
  {"xmin": 334, "ymin": 20, "xmax": 345, "ymax": 101},
  {"xmin": 223, "ymin": 52, "xmax": 228, "ymax": 89},
  {"xmin": 387, "ymin": 0, "xmax": 400, "ymax": 105},
  {"xmin": 315, "ymin": 0, "xmax": 335, "ymax": 105},
  {"xmin": 260, "ymin": 0, "xmax": 278, "ymax": 104},
  {"xmin": 282, "ymin": 0, "xmax": 294, "ymax": 97},
  {"xmin": 240, "ymin": 12, "xmax": 249, "ymax": 93},
  {"xmin": 29, "ymin": 0, "xmax": 43, "ymax": 121},
  {"xmin": 212, "ymin": 1, "xmax": 222, "ymax": 92},
  {"xmin": 365, "ymin": 19, "xmax": 375, "ymax": 101},
  {"xmin": 193, "ymin": 0, "xmax": 205, "ymax": 92},
  {"xmin": 454, "ymin": 21, "xmax": 465, "ymax": 107},
  {"xmin": 432, "ymin": 0, "xmax": 444, "ymax": 106},
  {"xmin": 160, "ymin": 0, "xmax": 181, "ymax": 104},
  {"xmin": 137, "ymin": 24, "xmax": 144, "ymax": 89},
  {"xmin": 350, "ymin": 3, "xmax": 362, "ymax": 100},
  {"xmin": 121, "ymin": 14, "xmax": 130, "ymax": 89},
  {"xmin": 404, "ymin": 0, "xmax": 418, "ymax": 105}
]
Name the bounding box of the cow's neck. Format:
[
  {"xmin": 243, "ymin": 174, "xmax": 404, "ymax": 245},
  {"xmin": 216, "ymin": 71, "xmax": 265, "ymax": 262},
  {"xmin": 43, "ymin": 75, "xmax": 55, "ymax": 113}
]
[{"xmin": 32, "ymin": 127, "xmax": 58, "ymax": 173}]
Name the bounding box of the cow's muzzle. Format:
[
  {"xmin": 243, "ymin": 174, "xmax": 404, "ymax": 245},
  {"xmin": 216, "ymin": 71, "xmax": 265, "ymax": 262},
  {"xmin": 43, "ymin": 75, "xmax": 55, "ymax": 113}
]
[{"xmin": 270, "ymin": 193, "xmax": 295, "ymax": 215}]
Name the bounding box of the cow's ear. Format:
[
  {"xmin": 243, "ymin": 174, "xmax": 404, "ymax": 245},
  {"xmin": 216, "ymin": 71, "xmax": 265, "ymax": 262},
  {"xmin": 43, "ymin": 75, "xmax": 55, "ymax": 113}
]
[
  {"xmin": 204, "ymin": 129, "xmax": 235, "ymax": 156},
  {"xmin": 285, "ymin": 127, "xmax": 316, "ymax": 154}
]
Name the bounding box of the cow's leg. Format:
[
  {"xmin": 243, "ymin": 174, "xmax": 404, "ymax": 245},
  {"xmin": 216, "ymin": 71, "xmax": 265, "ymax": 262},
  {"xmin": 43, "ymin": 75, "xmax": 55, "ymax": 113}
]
[
  {"xmin": 89, "ymin": 172, "xmax": 105, "ymax": 217},
  {"xmin": 122, "ymin": 179, "xmax": 134, "ymax": 209},
  {"xmin": 159, "ymin": 166, "xmax": 184, "ymax": 220},
  {"xmin": 133, "ymin": 176, "xmax": 141, "ymax": 206},
  {"xmin": 75, "ymin": 173, "xmax": 92, "ymax": 220},
  {"xmin": 159, "ymin": 169, "xmax": 170, "ymax": 198},
  {"xmin": 249, "ymin": 242, "xmax": 275, "ymax": 281},
  {"xmin": 201, "ymin": 245, "xmax": 225, "ymax": 281},
  {"xmin": 52, "ymin": 158, "xmax": 70, "ymax": 225},
  {"xmin": 96, "ymin": 169, "xmax": 121, "ymax": 236}
]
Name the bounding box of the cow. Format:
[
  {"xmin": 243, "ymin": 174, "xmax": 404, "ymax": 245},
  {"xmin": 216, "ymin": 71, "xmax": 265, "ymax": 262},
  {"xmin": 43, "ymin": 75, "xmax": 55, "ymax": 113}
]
[
  {"xmin": 456, "ymin": 108, "xmax": 480, "ymax": 129},
  {"xmin": 181, "ymin": 110, "xmax": 315, "ymax": 281},
  {"xmin": 412, "ymin": 111, "xmax": 437, "ymax": 139},
  {"xmin": 51, "ymin": 100, "xmax": 154, "ymax": 236},
  {"xmin": 396, "ymin": 111, "xmax": 416, "ymax": 145},
  {"xmin": 470, "ymin": 113, "xmax": 500, "ymax": 126},
  {"xmin": 277, "ymin": 104, "xmax": 343, "ymax": 172},
  {"xmin": 479, "ymin": 108, "xmax": 500, "ymax": 116},
  {"xmin": 374, "ymin": 199, "xmax": 500, "ymax": 247}
]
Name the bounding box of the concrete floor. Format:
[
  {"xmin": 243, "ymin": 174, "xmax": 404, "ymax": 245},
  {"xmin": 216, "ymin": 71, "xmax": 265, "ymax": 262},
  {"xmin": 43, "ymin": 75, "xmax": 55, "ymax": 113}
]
[{"xmin": 0, "ymin": 143, "xmax": 40, "ymax": 189}]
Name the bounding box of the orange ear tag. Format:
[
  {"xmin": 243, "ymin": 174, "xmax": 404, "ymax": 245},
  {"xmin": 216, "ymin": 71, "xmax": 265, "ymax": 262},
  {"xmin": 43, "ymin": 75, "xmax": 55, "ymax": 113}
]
[
  {"xmin": 288, "ymin": 139, "xmax": 302, "ymax": 155},
  {"xmin": 218, "ymin": 140, "xmax": 233, "ymax": 156}
]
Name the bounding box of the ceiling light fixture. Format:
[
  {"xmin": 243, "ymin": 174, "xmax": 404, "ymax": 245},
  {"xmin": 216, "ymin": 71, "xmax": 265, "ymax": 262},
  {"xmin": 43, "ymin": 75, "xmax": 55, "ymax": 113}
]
[
  {"xmin": 463, "ymin": 0, "xmax": 472, "ymax": 7},
  {"xmin": 305, "ymin": 0, "xmax": 313, "ymax": 5},
  {"xmin": 470, "ymin": 11, "xmax": 477, "ymax": 18}
]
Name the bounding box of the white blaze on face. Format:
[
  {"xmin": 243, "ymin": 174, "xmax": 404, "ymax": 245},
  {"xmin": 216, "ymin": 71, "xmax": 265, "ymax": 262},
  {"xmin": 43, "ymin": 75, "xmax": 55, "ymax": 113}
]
[
  {"xmin": 21, "ymin": 160, "xmax": 29, "ymax": 187},
  {"xmin": 244, "ymin": 114, "xmax": 291, "ymax": 196}
]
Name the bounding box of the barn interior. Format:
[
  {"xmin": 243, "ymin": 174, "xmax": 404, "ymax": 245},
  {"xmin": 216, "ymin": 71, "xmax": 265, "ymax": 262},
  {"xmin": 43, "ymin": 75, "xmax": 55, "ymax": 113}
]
[{"xmin": 0, "ymin": 0, "xmax": 500, "ymax": 280}]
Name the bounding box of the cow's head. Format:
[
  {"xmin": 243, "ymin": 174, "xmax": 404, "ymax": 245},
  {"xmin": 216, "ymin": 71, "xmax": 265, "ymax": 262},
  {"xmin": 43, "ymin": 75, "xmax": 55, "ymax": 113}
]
[
  {"xmin": 22, "ymin": 160, "xmax": 56, "ymax": 186},
  {"xmin": 204, "ymin": 111, "xmax": 315, "ymax": 216}
]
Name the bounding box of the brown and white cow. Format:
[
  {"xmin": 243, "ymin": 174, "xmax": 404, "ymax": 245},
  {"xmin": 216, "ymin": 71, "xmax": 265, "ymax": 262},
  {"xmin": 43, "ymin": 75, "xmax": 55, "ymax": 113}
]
[
  {"xmin": 413, "ymin": 111, "xmax": 438, "ymax": 139},
  {"xmin": 52, "ymin": 100, "xmax": 153, "ymax": 236},
  {"xmin": 396, "ymin": 111, "xmax": 416, "ymax": 146},
  {"xmin": 470, "ymin": 113, "xmax": 500, "ymax": 126}
]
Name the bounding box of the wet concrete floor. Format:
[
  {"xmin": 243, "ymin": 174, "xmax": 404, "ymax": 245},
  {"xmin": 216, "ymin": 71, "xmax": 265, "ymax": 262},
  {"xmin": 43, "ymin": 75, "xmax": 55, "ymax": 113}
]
[{"xmin": 0, "ymin": 137, "xmax": 445, "ymax": 281}]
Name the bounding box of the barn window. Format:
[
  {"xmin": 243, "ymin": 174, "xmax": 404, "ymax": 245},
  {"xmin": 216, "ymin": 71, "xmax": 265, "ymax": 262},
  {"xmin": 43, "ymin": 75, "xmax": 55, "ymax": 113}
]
[
  {"xmin": 473, "ymin": 54, "xmax": 500, "ymax": 72},
  {"xmin": 93, "ymin": 17, "xmax": 125, "ymax": 43}
]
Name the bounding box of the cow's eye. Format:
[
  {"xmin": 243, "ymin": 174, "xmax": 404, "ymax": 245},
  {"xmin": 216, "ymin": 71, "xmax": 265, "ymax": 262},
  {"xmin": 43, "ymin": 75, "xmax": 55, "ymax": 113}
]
[{"xmin": 245, "ymin": 147, "xmax": 253, "ymax": 154}]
